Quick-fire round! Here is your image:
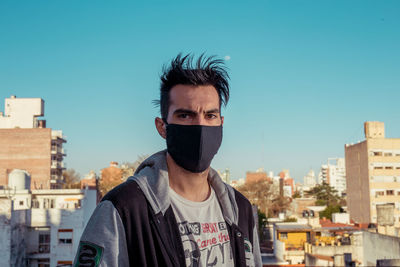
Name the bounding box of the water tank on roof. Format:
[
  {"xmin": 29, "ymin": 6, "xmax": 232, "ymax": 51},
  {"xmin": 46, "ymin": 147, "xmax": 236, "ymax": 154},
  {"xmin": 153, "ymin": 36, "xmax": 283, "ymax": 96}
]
[{"xmin": 8, "ymin": 169, "xmax": 31, "ymax": 190}]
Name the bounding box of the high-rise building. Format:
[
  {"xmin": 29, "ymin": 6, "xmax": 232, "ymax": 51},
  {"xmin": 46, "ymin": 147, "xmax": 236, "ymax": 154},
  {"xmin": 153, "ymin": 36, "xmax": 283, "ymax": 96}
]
[
  {"xmin": 318, "ymin": 164, "xmax": 328, "ymax": 184},
  {"xmin": 327, "ymin": 158, "xmax": 346, "ymax": 197},
  {"xmin": 317, "ymin": 158, "xmax": 346, "ymax": 196},
  {"xmin": 345, "ymin": 121, "xmax": 400, "ymax": 227},
  {"xmin": 0, "ymin": 96, "xmax": 66, "ymax": 189},
  {"xmin": 303, "ymin": 169, "xmax": 316, "ymax": 189},
  {"xmin": 219, "ymin": 168, "xmax": 231, "ymax": 184}
]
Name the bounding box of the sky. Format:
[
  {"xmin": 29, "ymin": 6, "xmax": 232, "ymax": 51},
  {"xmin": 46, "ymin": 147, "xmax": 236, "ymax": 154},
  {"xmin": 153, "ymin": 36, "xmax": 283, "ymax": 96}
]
[{"xmin": 1, "ymin": 0, "xmax": 399, "ymax": 182}]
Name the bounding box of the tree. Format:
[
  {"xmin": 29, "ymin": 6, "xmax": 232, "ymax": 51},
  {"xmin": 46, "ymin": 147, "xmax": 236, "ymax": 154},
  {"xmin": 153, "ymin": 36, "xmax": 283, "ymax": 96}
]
[
  {"xmin": 319, "ymin": 205, "xmax": 342, "ymax": 220},
  {"xmin": 304, "ymin": 182, "xmax": 341, "ymax": 206},
  {"xmin": 305, "ymin": 182, "xmax": 346, "ymax": 219},
  {"xmin": 269, "ymin": 195, "xmax": 292, "ymax": 217},
  {"xmin": 62, "ymin": 169, "xmax": 81, "ymax": 189},
  {"xmin": 292, "ymin": 190, "xmax": 301, "ymax": 199},
  {"xmin": 120, "ymin": 154, "xmax": 149, "ymax": 181},
  {"xmin": 237, "ymin": 179, "xmax": 274, "ymax": 215},
  {"xmin": 236, "ymin": 179, "xmax": 291, "ymax": 218},
  {"xmin": 98, "ymin": 155, "xmax": 148, "ymax": 197}
]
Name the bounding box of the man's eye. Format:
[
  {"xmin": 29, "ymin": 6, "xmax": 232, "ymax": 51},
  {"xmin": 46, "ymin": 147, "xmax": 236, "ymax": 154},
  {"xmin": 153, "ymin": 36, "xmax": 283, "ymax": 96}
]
[
  {"xmin": 206, "ymin": 114, "xmax": 218, "ymax": 119},
  {"xmin": 178, "ymin": 114, "xmax": 190, "ymax": 119}
]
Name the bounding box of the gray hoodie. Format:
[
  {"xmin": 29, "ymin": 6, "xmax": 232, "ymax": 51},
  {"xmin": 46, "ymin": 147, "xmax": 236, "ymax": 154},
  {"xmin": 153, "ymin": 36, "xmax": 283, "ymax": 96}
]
[{"xmin": 74, "ymin": 150, "xmax": 262, "ymax": 267}]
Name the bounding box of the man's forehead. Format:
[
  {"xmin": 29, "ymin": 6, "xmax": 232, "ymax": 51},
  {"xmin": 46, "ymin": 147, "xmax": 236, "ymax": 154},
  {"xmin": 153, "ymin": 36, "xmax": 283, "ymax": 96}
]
[{"xmin": 169, "ymin": 85, "xmax": 220, "ymax": 109}]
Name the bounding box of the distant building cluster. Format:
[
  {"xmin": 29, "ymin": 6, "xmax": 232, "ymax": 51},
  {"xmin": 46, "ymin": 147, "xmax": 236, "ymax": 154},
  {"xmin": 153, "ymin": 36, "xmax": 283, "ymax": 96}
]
[{"xmin": 237, "ymin": 121, "xmax": 400, "ymax": 266}]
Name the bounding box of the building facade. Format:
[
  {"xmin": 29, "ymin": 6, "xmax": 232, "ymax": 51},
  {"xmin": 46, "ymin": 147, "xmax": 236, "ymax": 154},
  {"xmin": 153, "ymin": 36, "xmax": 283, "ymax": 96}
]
[
  {"xmin": 0, "ymin": 96, "xmax": 66, "ymax": 189},
  {"xmin": 0, "ymin": 186, "xmax": 96, "ymax": 266},
  {"xmin": 345, "ymin": 122, "xmax": 400, "ymax": 228},
  {"xmin": 327, "ymin": 158, "xmax": 346, "ymax": 197}
]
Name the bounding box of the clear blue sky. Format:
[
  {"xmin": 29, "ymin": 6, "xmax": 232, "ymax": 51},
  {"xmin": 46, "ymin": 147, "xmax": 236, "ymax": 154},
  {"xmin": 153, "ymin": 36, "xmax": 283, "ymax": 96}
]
[{"xmin": 1, "ymin": 0, "xmax": 399, "ymax": 182}]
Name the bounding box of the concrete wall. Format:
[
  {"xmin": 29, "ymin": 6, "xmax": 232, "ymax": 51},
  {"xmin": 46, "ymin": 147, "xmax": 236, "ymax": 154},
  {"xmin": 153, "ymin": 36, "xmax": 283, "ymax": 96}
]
[
  {"xmin": 305, "ymin": 254, "xmax": 334, "ymax": 267},
  {"xmin": 0, "ymin": 128, "xmax": 51, "ymax": 189},
  {"xmin": 362, "ymin": 231, "xmax": 400, "ymax": 266},
  {"xmin": 345, "ymin": 141, "xmax": 371, "ymax": 224},
  {"xmin": 274, "ymin": 239, "xmax": 285, "ymax": 262},
  {"xmin": 0, "ymin": 198, "xmax": 12, "ymax": 266},
  {"xmin": 0, "ymin": 97, "xmax": 44, "ymax": 129}
]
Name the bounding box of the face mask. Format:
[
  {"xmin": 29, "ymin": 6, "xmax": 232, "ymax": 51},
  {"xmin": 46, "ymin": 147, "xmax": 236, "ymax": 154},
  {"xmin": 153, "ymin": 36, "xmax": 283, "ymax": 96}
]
[{"xmin": 164, "ymin": 122, "xmax": 223, "ymax": 173}]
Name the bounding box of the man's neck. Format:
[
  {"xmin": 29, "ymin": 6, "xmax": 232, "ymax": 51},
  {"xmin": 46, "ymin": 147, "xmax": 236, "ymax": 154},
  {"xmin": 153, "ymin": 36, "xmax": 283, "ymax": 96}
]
[{"xmin": 166, "ymin": 153, "xmax": 211, "ymax": 202}]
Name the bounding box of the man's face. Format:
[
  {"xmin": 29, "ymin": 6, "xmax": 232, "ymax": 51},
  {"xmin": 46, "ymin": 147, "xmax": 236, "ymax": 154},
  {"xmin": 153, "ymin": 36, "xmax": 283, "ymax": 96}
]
[{"xmin": 166, "ymin": 84, "xmax": 224, "ymax": 126}]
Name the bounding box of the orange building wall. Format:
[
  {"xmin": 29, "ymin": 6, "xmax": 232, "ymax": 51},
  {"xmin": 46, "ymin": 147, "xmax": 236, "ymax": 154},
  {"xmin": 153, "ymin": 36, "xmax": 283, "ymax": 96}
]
[
  {"xmin": 245, "ymin": 171, "xmax": 269, "ymax": 184},
  {"xmin": 0, "ymin": 128, "xmax": 51, "ymax": 189}
]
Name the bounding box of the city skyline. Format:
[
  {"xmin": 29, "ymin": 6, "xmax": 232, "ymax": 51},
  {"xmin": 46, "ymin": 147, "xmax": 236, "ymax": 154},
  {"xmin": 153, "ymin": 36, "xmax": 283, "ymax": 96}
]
[{"xmin": 1, "ymin": 1, "xmax": 400, "ymax": 181}]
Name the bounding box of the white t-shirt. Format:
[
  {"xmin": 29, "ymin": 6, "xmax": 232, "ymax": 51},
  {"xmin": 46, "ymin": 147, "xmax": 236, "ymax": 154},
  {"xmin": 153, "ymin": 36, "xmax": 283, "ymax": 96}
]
[{"xmin": 169, "ymin": 187, "xmax": 234, "ymax": 267}]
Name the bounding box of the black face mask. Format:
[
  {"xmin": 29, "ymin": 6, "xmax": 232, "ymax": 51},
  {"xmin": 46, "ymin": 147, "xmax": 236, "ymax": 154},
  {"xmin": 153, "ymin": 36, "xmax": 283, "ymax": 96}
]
[{"xmin": 164, "ymin": 122, "xmax": 223, "ymax": 173}]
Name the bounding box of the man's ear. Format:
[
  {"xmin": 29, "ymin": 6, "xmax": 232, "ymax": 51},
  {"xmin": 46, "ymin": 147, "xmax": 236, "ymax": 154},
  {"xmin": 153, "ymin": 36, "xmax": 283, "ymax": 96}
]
[
  {"xmin": 221, "ymin": 116, "xmax": 224, "ymax": 126},
  {"xmin": 155, "ymin": 117, "xmax": 167, "ymax": 139}
]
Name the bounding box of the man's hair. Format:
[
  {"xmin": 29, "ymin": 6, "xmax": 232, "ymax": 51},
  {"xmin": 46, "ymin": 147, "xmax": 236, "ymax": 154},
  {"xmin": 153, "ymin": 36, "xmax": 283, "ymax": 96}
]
[{"xmin": 155, "ymin": 53, "xmax": 230, "ymax": 119}]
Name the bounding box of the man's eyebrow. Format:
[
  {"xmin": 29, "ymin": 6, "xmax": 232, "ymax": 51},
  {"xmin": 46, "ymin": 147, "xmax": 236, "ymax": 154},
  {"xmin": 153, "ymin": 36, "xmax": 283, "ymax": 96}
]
[
  {"xmin": 205, "ymin": 108, "xmax": 220, "ymax": 114},
  {"xmin": 173, "ymin": 109, "xmax": 197, "ymax": 115}
]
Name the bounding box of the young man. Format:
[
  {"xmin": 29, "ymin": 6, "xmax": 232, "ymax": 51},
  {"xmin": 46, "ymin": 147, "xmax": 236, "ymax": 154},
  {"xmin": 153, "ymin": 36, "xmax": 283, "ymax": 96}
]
[{"xmin": 74, "ymin": 54, "xmax": 262, "ymax": 267}]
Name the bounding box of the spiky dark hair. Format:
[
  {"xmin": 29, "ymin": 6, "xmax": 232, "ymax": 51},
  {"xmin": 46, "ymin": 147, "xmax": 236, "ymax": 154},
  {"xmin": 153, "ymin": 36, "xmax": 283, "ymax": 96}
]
[{"xmin": 155, "ymin": 53, "xmax": 230, "ymax": 119}]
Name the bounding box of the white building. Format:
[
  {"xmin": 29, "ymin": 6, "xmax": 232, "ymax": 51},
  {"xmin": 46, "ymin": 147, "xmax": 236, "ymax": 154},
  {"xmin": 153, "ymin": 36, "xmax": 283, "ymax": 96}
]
[
  {"xmin": 219, "ymin": 168, "xmax": 231, "ymax": 184},
  {"xmin": 318, "ymin": 164, "xmax": 328, "ymax": 185},
  {"xmin": 303, "ymin": 169, "xmax": 316, "ymax": 189},
  {"xmin": 318, "ymin": 158, "xmax": 346, "ymax": 197},
  {"xmin": 0, "ymin": 170, "xmax": 96, "ymax": 267},
  {"xmin": 327, "ymin": 158, "xmax": 346, "ymax": 197}
]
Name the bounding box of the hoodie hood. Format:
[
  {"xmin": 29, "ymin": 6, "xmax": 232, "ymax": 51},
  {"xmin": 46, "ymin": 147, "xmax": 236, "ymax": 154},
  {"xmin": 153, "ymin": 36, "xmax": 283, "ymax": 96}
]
[{"xmin": 128, "ymin": 150, "xmax": 238, "ymax": 225}]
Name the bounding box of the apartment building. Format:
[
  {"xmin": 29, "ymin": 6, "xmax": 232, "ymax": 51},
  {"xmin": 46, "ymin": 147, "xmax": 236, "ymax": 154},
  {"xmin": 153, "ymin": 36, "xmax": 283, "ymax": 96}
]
[
  {"xmin": 317, "ymin": 158, "xmax": 347, "ymax": 197},
  {"xmin": 0, "ymin": 95, "xmax": 66, "ymax": 189},
  {"xmin": 345, "ymin": 122, "xmax": 400, "ymax": 228},
  {"xmin": 0, "ymin": 169, "xmax": 96, "ymax": 266}
]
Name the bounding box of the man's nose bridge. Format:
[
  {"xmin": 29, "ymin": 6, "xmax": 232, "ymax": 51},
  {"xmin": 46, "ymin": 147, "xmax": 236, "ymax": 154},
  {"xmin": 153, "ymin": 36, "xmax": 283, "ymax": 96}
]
[{"xmin": 194, "ymin": 113, "xmax": 205, "ymax": 125}]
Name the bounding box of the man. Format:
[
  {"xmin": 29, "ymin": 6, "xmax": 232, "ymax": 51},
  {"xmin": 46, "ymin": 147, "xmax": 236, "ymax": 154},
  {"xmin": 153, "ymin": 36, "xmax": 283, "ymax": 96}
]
[{"xmin": 74, "ymin": 54, "xmax": 262, "ymax": 267}]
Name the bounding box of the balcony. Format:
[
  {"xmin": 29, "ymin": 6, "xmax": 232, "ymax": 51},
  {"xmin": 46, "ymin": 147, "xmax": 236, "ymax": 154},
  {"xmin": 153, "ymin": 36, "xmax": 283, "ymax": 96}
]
[{"xmin": 51, "ymin": 146, "xmax": 67, "ymax": 156}]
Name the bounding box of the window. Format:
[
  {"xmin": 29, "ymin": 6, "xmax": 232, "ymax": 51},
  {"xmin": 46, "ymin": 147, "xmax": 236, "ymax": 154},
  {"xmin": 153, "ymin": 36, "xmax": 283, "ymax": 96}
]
[
  {"xmin": 75, "ymin": 200, "xmax": 81, "ymax": 209},
  {"xmin": 32, "ymin": 199, "xmax": 40, "ymax": 209},
  {"xmin": 39, "ymin": 233, "xmax": 50, "ymax": 253},
  {"xmin": 373, "ymin": 152, "xmax": 382, "ymax": 156},
  {"xmin": 38, "ymin": 258, "xmax": 50, "ymax": 267},
  {"xmin": 385, "ymin": 166, "xmax": 393, "ymax": 170},
  {"xmin": 374, "ymin": 166, "xmax": 383, "ymax": 170},
  {"xmin": 57, "ymin": 261, "xmax": 72, "ymax": 267},
  {"xmin": 19, "ymin": 200, "xmax": 24, "ymax": 206},
  {"xmin": 384, "ymin": 152, "xmax": 393, "ymax": 157},
  {"xmin": 43, "ymin": 198, "xmax": 55, "ymax": 209},
  {"xmin": 387, "ymin": 190, "xmax": 394, "ymax": 196},
  {"xmin": 280, "ymin": 232, "xmax": 288, "ymax": 239},
  {"xmin": 58, "ymin": 229, "xmax": 73, "ymax": 244},
  {"xmin": 376, "ymin": 191, "xmax": 384, "ymax": 197}
]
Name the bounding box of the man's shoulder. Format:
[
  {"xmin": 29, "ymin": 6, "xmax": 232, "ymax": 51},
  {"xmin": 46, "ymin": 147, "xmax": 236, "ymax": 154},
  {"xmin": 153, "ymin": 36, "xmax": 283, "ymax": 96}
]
[{"xmin": 101, "ymin": 179, "xmax": 147, "ymax": 209}]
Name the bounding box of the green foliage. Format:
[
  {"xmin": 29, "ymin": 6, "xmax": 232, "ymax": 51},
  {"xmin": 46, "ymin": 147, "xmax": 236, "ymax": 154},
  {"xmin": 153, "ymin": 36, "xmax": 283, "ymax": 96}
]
[
  {"xmin": 305, "ymin": 182, "xmax": 342, "ymax": 207},
  {"xmin": 258, "ymin": 210, "xmax": 267, "ymax": 230},
  {"xmin": 319, "ymin": 205, "xmax": 342, "ymax": 220},
  {"xmin": 283, "ymin": 217, "xmax": 297, "ymax": 222},
  {"xmin": 292, "ymin": 190, "xmax": 301, "ymax": 198},
  {"xmin": 315, "ymin": 199, "xmax": 327, "ymax": 206},
  {"xmin": 258, "ymin": 210, "xmax": 268, "ymax": 242}
]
